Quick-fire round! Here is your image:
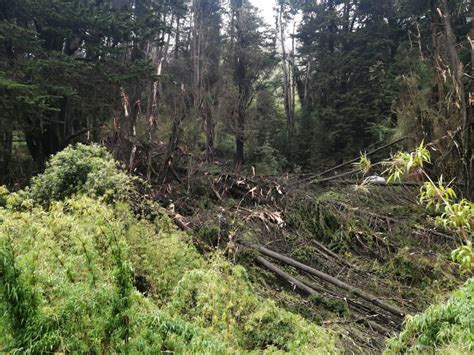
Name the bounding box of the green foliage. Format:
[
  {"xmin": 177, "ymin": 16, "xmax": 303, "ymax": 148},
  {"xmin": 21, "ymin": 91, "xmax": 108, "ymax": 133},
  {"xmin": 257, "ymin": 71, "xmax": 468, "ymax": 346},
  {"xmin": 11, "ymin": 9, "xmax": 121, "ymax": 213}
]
[
  {"xmin": 353, "ymin": 152, "xmax": 372, "ymax": 175},
  {"xmin": 419, "ymin": 177, "xmax": 456, "ymax": 211},
  {"xmin": 451, "ymin": 242, "xmax": 473, "ymax": 274},
  {"xmin": 168, "ymin": 255, "xmax": 336, "ymax": 352},
  {"xmin": 28, "ymin": 144, "xmax": 134, "ymax": 205},
  {"xmin": 249, "ymin": 142, "xmax": 287, "ymax": 176},
  {"xmin": 0, "ymin": 146, "xmax": 335, "ymax": 353},
  {"xmin": 386, "ymin": 278, "xmax": 474, "ymax": 353},
  {"xmin": 437, "ymin": 199, "xmax": 474, "ymax": 237},
  {"xmin": 383, "ymin": 141, "xmax": 430, "ymax": 182},
  {"xmin": 0, "ymin": 185, "xmax": 8, "ymax": 206},
  {"xmin": 0, "ymin": 196, "xmax": 215, "ymax": 353},
  {"xmin": 286, "ymin": 195, "xmax": 355, "ymax": 252},
  {"xmin": 384, "ymin": 143, "xmax": 473, "ymax": 272}
]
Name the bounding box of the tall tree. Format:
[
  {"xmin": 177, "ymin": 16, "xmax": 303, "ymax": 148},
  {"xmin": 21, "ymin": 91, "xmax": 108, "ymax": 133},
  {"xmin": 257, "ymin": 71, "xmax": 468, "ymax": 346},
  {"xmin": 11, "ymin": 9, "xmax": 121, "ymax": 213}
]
[
  {"xmin": 227, "ymin": 0, "xmax": 274, "ymax": 168},
  {"xmin": 192, "ymin": 0, "xmax": 222, "ymax": 160},
  {"xmin": 0, "ymin": 0, "xmax": 165, "ymax": 175},
  {"xmin": 294, "ymin": 0, "xmax": 402, "ymax": 167}
]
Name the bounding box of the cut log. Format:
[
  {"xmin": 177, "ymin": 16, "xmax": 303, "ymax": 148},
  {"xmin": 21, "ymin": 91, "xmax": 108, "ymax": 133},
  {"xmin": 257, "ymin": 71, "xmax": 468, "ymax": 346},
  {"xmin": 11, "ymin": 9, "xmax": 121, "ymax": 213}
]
[
  {"xmin": 255, "ymin": 256, "xmax": 320, "ymax": 297},
  {"xmin": 251, "ymin": 244, "xmax": 405, "ymax": 318},
  {"xmin": 257, "ymin": 256, "xmax": 395, "ymax": 335}
]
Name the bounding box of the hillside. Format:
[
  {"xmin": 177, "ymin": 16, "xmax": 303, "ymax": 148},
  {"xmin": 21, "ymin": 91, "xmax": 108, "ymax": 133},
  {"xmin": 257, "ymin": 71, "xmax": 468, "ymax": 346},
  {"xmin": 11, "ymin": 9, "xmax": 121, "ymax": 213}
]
[{"xmin": 1, "ymin": 144, "xmax": 472, "ymax": 353}]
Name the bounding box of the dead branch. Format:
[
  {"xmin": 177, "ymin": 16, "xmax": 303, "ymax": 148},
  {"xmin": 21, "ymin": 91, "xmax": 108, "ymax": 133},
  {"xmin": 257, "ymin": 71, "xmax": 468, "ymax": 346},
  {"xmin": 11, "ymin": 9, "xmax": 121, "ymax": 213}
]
[{"xmin": 314, "ymin": 137, "xmax": 407, "ymax": 178}]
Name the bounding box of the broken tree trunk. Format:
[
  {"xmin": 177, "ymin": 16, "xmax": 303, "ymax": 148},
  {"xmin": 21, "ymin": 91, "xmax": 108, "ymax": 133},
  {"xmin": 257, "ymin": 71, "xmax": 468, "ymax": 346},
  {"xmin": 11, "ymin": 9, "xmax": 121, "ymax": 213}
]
[
  {"xmin": 251, "ymin": 244, "xmax": 405, "ymax": 318},
  {"xmin": 257, "ymin": 256, "xmax": 395, "ymax": 335},
  {"xmin": 255, "ymin": 256, "xmax": 320, "ymax": 297}
]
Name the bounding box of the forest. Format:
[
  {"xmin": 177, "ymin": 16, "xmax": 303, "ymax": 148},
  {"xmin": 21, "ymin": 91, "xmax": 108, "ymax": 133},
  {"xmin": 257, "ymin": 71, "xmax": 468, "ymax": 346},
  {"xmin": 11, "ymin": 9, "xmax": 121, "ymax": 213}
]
[{"xmin": 0, "ymin": 0, "xmax": 473, "ymax": 353}]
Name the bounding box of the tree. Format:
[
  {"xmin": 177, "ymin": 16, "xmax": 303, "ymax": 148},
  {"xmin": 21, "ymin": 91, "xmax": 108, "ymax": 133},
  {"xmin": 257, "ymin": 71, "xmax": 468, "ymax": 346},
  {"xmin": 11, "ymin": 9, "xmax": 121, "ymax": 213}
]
[
  {"xmin": 192, "ymin": 0, "xmax": 222, "ymax": 160},
  {"xmin": 227, "ymin": 0, "xmax": 274, "ymax": 168},
  {"xmin": 294, "ymin": 0, "xmax": 402, "ymax": 167},
  {"xmin": 0, "ymin": 0, "xmax": 164, "ymax": 176}
]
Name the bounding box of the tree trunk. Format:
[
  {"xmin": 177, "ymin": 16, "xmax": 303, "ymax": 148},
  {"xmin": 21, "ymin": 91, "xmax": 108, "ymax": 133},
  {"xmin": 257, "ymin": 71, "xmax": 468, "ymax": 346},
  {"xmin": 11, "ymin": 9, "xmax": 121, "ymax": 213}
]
[
  {"xmin": 0, "ymin": 129, "xmax": 12, "ymax": 184},
  {"xmin": 279, "ymin": 6, "xmax": 293, "ymax": 140},
  {"xmin": 160, "ymin": 85, "xmax": 186, "ymax": 183},
  {"xmin": 235, "ymin": 105, "xmax": 245, "ymax": 168},
  {"xmin": 440, "ymin": 0, "xmax": 471, "ymax": 196},
  {"xmin": 204, "ymin": 99, "xmax": 215, "ymax": 161}
]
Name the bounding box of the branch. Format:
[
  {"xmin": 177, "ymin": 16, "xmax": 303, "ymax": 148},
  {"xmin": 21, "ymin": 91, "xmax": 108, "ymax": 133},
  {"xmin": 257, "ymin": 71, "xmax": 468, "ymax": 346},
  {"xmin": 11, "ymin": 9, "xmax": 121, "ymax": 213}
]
[{"xmin": 315, "ymin": 137, "xmax": 407, "ymax": 178}]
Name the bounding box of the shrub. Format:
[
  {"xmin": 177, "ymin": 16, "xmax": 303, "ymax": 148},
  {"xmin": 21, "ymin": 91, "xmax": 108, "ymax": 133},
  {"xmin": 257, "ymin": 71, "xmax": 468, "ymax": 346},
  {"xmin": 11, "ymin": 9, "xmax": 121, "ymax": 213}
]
[
  {"xmin": 0, "ymin": 145, "xmax": 336, "ymax": 353},
  {"xmin": 386, "ymin": 278, "xmax": 474, "ymax": 353},
  {"xmin": 169, "ymin": 255, "xmax": 336, "ymax": 352},
  {"xmin": 249, "ymin": 142, "xmax": 287, "ymax": 176},
  {"xmin": 28, "ymin": 144, "xmax": 134, "ymax": 205},
  {"xmin": 0, "ymin": 196, "xmax": 221, "ymax": 353}
]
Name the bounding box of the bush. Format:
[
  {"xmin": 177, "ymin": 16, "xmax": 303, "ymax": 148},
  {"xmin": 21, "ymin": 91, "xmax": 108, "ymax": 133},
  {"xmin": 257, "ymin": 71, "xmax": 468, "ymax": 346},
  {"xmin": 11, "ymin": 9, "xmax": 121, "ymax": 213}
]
[
  {"xmin": 386, "ymin": 278, "xmax": 474, "ymax": 353},
  {"xmin": 28, "ymin": 144, "xmax": 134, "ymax": 205},
  {"xmin": 169, "ymin": 255, "xmax": 336, "ymax": 352},
  {"xmin": 0, "ymin": 196, "xmax": 221, "ymax": 353},
  {"xmin": 248, "ymin": 142, "xmax": 286, "ymax": 176}
]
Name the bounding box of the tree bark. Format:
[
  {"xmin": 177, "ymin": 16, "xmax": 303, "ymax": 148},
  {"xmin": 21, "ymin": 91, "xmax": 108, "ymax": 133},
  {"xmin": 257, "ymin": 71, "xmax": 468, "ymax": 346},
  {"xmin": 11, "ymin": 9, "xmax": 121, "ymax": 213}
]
[
  {"xmin": 251, "ymin": 244, "xmax": 405, "ymax": 317},
  {"xmin": 255, "ymin": 256, "xmax": 320, "ymax": 297},
  {"xmin": 440, "ymin": 0, "xmax": 471, "ymax": 197},
  {"xmin": 279, "ymin": 6, "xmax": 293, "ymax": 140}
]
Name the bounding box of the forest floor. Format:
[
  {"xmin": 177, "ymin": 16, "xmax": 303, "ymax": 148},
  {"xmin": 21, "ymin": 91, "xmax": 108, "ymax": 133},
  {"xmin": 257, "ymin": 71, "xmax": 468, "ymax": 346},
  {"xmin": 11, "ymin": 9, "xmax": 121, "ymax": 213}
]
[{"xmin": 154, "ymin": 164, "xmax": 467, "ymax": 353}]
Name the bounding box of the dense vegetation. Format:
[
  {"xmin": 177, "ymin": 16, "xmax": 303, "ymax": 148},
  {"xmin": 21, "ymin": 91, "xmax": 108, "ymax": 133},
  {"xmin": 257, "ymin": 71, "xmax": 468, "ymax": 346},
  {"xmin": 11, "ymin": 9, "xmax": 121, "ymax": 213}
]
[
  {"xmin": 1, "ymin": 0, "xmax": 472, "ymax": 183},
  {"xmin": 0, "ymin": 0, "xmax": 473, "ymax": 353},
  {"xmin": 387, "ymin": 279, "xmax": 474, "ymax": 353},
  {"xmin": 0, "ymin": 145, "xmax": 335, "ymax": 352}
]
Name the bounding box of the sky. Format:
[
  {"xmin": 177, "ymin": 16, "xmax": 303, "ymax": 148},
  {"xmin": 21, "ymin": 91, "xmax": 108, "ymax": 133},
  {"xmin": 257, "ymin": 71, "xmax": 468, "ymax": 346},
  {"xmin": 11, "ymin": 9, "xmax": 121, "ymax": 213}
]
[
  {"xmin": 249, "ymin": 0, "xmax": 300, "ymax": 50},
  {"xmin": 250, "ymin": 0, "xmax": 276, "ymax": 26}
]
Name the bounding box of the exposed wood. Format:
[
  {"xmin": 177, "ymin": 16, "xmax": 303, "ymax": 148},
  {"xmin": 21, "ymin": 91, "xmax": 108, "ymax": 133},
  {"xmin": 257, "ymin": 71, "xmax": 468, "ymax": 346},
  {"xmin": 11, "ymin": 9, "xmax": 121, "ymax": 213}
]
[
  {"xmin": 255, "ymin": 256, "xmax": 320, "ymax": 297},
  {"xmin": 250, "ymin": 244, "xmax": 405, "ymax": 318}
]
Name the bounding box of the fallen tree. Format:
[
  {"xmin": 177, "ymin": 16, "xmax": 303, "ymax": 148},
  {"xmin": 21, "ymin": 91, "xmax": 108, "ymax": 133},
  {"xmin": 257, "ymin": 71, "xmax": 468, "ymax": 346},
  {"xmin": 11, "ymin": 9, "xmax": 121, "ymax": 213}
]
[{"xmin": 248, "ymin": 244, "xmax": 406, "ymax": 318}]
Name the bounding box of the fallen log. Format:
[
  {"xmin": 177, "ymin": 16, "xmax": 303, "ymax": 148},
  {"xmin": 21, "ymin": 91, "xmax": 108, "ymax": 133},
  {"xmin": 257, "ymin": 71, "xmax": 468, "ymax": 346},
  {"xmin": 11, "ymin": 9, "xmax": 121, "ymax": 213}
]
[
  {"xmin": 324, "ymin": 179, "xmax": 423, "ymax": 187},
  {"xmin": 257, "ymin": 256, "xmax": 394, "ymax": 335},
  {"xmin": 255, "ymin": 256, "xmax": 320, "ymax": 297},
  {"xmin": 309, "ymin": 169, "xmax": 361, "ymax": 185},
  {"xmin": 250, "ymin": 244, "xmax": 405, "ymax": 318}
]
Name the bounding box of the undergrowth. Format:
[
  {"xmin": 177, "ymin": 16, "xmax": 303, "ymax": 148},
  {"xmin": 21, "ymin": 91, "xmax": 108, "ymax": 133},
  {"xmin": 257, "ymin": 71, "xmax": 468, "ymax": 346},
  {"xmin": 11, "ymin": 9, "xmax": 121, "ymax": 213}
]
[
  {"xmin": 386, "ymin": 278, "xmax": 474, "ymax": 353},
  {"xmin": 0, "ymin": 144, "xmax": 336, "ymax": 353}
]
